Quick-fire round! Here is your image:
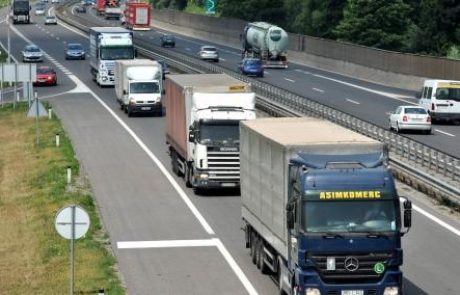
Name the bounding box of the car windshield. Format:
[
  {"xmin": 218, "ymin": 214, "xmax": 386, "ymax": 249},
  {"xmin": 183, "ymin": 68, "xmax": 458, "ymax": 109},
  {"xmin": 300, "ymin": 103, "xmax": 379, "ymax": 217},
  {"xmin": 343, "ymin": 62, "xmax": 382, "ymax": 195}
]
[
  {"xmin": 302, "ymin": 200, "xmax": 398, "ymax": 233},
  {"xmin": 37, "ymin": 68, "xmax": 53, "ymax": 74},
  {"xmin": 435, "ymin": 87, "xmax": 460, "ymax": 101},
  {"xmin": 26, "ymin": 47, "xmax": 40, "ymax": 52},
  {"xmin": 47, "ymin": 16, "xmax": 55, "ymax": 19},
  {"xmin": 100, "ymin": 46, "xmax": 134, "ymax": 60},
  {"xmin": 203, "ymin": 47, "xmax": 216, "ymax": 52},
  {"xmin": 404, "ymin": 108, "xmax": 427, "ymax": 114},
  {"xmin": 13, "ymin": 2, "xmax": 29, "ymax": 11},
  {"xmin": 68, "ymin": 44, "xmax": 83, "ymax": 50},
  {"xmin": 198, "ymin": 121, "xmax": 240, "ymax": 146},
  {"xmin": 129, "ymin": 82, "xmax": 160, "ymax": 94},
  {"xmin": 163, "ymin": 35, "xmax": 174, "ymax": 40},
  {"xmin": 245, "ymin": 59, "xmax": 262, "ymax": 66}
]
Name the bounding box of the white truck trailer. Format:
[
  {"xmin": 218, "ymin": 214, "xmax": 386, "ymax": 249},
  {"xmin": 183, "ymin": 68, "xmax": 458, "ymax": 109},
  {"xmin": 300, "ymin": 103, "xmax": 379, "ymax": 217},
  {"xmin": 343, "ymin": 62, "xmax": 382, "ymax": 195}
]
[
  {"xmin": 165, "ymin": 73, "xmax": 256, "ymax": 193},
  {"xmin": 89, "ymin": 27, "xmax": 135, "ymax": 86},
  {"xmin": 114, "ymin": 59, "xmax": 162, "ymax": 116},
  {"xmin": 240, "ymin": 117, "xmax": 412, "ymax": 295}
]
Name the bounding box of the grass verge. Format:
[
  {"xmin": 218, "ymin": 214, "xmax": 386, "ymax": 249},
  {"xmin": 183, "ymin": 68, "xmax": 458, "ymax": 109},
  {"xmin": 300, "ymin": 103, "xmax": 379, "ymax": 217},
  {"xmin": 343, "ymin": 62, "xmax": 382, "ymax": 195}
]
[{"xmin": 0, "ymin": 102, "xmax": 124, "ymax": 294}]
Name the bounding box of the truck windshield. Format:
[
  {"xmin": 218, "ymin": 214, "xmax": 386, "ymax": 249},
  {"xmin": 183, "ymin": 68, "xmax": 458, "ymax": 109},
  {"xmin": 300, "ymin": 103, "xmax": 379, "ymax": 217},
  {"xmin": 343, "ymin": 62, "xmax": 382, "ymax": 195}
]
[
  {"xmin": 14, "ymin": 1, "xmax": 29, "ymax": 11},
  {"xmin": 100, "ymin": 46, "xmax": 134, "ymax": 60},
  {"xmin": 130, "ymin": 82, "xmax": 160, "ymax": 94},
  {"xmin": 198, "ymin": 121, "xmax": 240, "ymax": 146},
  {"xmin": 302, "ymin": 200, "xmax": 398, "ymax": 233}
]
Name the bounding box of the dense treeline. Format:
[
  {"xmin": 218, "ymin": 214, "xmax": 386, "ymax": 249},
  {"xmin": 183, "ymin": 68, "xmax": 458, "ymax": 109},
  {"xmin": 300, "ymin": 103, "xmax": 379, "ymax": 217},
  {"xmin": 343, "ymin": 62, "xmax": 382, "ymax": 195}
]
[{"xmin": 156, "ymin": 0, "xmax": 460, "ymax": 58}]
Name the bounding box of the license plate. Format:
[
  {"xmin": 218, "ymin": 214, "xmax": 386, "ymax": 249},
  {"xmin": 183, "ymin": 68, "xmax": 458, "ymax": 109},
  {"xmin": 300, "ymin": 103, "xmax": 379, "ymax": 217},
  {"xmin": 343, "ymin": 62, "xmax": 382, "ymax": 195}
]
[
  {"xmin": 342, "ymin": 291, "xmax": 364, "ymax": 295},
  {"xmin": 411, "ymin": 118, "xmax": 423, "ymax": 121},
  {"xmin": 141, "ymin": 107, "xmax": 151, "ymax": 110},
  {"xmin": 221, "ymin": 183, "xmax": 236, "ymax": 187}
]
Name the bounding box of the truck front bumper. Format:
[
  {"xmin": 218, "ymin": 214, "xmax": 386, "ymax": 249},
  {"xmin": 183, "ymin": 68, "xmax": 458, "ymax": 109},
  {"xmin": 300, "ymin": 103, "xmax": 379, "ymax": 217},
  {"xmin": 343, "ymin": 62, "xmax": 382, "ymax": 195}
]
[
  {"xmin": 297, "ymin": 269, "xmax": 402, "ymax": 295},
  {"xmin": 193, "ymin": 170, "xmax": 240, "ymax": 189},
  {"xmin": 128, "ymin": 102, "xmax": 162, "ymax": 114}
]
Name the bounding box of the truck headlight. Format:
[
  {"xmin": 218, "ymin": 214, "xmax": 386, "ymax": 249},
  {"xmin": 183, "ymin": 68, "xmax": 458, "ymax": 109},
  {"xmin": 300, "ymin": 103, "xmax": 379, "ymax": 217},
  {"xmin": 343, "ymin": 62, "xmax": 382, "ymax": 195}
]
[
  {"xmin": 383, "ymin": 287, "xmax": 399, "ymax": 295},
  {"xmin": 198, "ymin": 173, "xmax": 208, "ymax": 180},
  {"xmin": 305, "ymin": 288, "xmax": 321, "ymax": 295}
]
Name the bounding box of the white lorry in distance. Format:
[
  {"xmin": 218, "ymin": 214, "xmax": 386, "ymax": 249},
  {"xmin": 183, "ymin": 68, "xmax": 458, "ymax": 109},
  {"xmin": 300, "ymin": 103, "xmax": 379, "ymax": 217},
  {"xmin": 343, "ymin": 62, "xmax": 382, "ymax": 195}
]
[
  {"xmin": 89, "ymin": 27, "xmax": 135, "ymax": 86},
  {"xmin": 114, "ymin": 59, "xmax": 163, "ymax": 117}
]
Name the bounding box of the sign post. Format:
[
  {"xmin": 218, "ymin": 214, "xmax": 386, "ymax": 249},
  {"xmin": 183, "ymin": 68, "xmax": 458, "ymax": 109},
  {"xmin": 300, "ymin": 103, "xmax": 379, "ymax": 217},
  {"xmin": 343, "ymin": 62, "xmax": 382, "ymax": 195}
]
[{"xmin": 55, "ymin": 205, "xmax": 90, "ymax": 295}]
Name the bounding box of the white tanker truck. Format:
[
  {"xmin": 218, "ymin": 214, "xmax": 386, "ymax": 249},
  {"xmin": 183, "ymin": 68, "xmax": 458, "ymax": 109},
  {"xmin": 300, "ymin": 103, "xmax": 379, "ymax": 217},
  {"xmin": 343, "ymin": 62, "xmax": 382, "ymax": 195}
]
[{"xmin": 241, "ymin": 22, "xmax": 289, "ymax": 69}]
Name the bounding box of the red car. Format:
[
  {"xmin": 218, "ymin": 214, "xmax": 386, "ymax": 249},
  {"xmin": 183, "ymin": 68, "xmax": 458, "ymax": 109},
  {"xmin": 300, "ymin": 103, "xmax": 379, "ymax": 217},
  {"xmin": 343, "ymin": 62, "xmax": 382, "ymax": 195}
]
[{"xmin": 34, "ymin": 66, "xmax": 57, "ymax": 86}]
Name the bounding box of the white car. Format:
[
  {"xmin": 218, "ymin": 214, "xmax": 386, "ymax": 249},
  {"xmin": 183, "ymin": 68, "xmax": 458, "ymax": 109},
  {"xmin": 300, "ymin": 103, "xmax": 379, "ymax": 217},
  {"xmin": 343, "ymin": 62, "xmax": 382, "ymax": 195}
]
[
  {"xmin": 35, "ymin": 5, "xmax": 46, "ymax": 15},
  {"xmin": 45, "ymin": 16, "xmax": 57, "ymax": 25},
  {"xmin": 389, "ymin": 106, "xmax": 432, "ymax": 134},
  {"xmin": 198, "ymin": 46, "xmax": 219, "ymax": 62},
  {"xmin": 21, "ymin": 45, "xmax": 44, "ymax": 62}
]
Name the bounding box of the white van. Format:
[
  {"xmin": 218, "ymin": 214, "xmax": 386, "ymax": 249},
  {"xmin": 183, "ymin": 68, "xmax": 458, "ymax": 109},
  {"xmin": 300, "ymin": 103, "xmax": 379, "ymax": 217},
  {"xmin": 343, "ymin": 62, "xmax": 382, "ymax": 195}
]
[{"xmin": 418, "ymin": 80, "xmax": 460, "ymax": 122}]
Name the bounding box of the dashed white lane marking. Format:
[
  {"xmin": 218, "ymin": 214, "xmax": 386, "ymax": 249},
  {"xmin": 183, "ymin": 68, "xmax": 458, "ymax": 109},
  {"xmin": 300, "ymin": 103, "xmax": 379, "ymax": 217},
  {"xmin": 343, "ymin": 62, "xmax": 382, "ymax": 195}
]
[
  {"xmin": 314, "ymin": 74, "xmax": 416, "ymax": 104},
  {"xmin": 435, "ymin": 129, "xmax": 455, "ymax": 137},
  {"xmin": 118, "ymin": 238, "xmax": 258, "ymax": 295},
  {"xmin": 56, "ymin": 37, "xmax": 60, "ymax": 40},
  {"xmin": 219, "ymin": 58, "xmax": 226, "ymax": 61},
  {"xmin": 313, "ymin": 87, "xmax": 324, "ymax": 93},
  {"xmin": 264, "ymin": 71, "xmax": 270, "ymax": 75},
  {"xmin": 295, "ymin": 69, "xmax": 311, "ymax": 75},
  {"xmin": 284, "ymin": 78, "xmax": 295, "ymax": 83},
  {"xmin": 346, "ymin": 98, "xmax": 360, "ymax": 105},
  {"xmin": 185, "ymin": 47, "xmax": 191, "ymax": 51}
]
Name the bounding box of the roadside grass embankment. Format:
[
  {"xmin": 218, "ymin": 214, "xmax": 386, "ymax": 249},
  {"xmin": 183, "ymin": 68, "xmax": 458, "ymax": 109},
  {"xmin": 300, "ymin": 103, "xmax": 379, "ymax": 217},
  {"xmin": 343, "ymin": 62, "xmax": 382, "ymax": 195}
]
[{"xmin": 0, "ymin": 102, "xmax": 124, "ymax": 294}]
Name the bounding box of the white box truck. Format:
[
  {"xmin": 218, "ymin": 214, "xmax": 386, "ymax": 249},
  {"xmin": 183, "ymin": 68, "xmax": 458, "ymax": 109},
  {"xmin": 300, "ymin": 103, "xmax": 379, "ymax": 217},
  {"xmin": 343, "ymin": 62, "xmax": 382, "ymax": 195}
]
[
  {"xmin": 240, "ymin": 117, "xmax": 412, "ymax": 295},
  {"xmin": 114, "ymin": 59, "xmax": 162, "ymax": 116},
  {"xmin": 89, "ymin": 27, "xmax": 135, "ymax": 86},
  {"xmin": 165, "ymin": 73, "xmax": 256, "ymax": 193}
]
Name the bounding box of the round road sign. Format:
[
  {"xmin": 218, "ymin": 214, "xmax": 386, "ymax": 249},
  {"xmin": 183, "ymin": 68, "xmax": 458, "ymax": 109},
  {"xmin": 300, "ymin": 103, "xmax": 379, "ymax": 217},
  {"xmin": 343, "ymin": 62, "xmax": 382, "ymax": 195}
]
[{"xmin": 55, "ymin": 205, "xmax": 90, "ymax": 240}]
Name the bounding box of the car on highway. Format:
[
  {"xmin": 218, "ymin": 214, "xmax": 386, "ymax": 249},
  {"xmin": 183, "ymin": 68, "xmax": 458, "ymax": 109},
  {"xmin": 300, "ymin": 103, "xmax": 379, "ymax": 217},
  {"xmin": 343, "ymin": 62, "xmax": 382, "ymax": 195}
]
[
  {"xmin": 44, "ymin": 15, "xmax": 57, "ymax": 25},
  {"xmin": 34, "ymin": 4, "xmax": 46, "ymax": 15},
  {"xmin": 21, "ymin": 45, "xmax": 44, "ymax": 62},
  {"xmin": 33, "ymin": 66, "xmax": 57, "ymax": 86},
  {"xmin": 65, "ymin": 43, "xmax": 85, "ymax": 60},
  {"xmin": 389, "ymin": 105, "xmax": 432, "ymax": 134},
  {"xmin": 198, "ymin": 45, "xmax": 219, "ymax": 62},
  {"xmin": 238, "ymin": 58, "xmax": 264, "ymax": 77},
  {"xmin": 51, "ymin": 0, "xmax": 59, "ymax": 3},
  {"xmin": 75, "ymin": 5, "xmax": 86, "ymax": 13},
  {"xmin": 160, "ymin": 34, "xmax": 175, "ymax": 48}
]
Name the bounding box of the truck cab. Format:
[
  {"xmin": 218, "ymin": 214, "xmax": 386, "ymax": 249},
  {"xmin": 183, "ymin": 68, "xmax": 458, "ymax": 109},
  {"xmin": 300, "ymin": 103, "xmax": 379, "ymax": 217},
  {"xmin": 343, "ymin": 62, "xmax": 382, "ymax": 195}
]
[{"xmin": 283, "ymin": 152, "xmax": 412, "ymax": 295}]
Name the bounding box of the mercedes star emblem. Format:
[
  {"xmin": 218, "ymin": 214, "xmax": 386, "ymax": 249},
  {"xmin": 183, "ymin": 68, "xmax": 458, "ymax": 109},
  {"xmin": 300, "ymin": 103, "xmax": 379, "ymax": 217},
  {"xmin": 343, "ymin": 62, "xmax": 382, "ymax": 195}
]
[{"xmin": 344, "ymin": 256, "xmax": 359, "ymax": 272}]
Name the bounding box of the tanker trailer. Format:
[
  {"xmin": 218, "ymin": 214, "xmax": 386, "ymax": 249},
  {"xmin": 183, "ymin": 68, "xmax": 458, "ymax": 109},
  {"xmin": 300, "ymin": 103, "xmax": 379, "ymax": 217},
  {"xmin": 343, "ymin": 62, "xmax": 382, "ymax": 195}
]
[{"xmin": 241, "ymin": 22, "xmax": 288, "ymax": 69}]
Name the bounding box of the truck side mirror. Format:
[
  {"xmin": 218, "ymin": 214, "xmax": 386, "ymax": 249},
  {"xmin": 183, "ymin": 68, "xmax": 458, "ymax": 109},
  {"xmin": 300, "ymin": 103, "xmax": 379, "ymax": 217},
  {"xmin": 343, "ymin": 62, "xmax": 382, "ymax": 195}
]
[
  {"xmin": 188, "ymin": 131, "xmax": 195, "ymax": 142},
  {"xmin": 286, "ymin": 202, "xmax": 294, "ymax": 229},
  {"xmin": 400, "ymin": 197, "xmax": 412, "ymax": 235}
]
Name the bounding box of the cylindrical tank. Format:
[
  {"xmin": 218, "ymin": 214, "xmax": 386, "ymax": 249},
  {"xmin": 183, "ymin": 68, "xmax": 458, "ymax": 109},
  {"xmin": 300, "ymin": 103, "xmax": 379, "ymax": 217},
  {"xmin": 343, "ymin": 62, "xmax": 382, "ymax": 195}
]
[{"xmin": 245, "ymin": 22, "xmax": 288, "ymax": 58}]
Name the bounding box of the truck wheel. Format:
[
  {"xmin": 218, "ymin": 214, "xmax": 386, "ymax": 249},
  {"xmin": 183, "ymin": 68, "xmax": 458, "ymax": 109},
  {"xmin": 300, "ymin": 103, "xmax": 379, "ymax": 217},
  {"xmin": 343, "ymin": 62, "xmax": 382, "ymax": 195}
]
[
  {"xmin": 171, "ymin": 151, "xmax": 181, "ymax": 176},
  {"xmin": 251, "ymin": 233, "xmax": 258, "ymax": 264},
  {"xmin": 258, "ymin": 243, "xmax": 270, "ymax": 274},
  {"xmin": 127, "ymin": 107, "xmax": 133, "ymax": 117},
  {"xmin": 185, "ymin": 165, "xmax": 192, "ymax": 188},
  {"xmin": 255, "ymin": 239, "xmax": 262, "ymax": 269}
]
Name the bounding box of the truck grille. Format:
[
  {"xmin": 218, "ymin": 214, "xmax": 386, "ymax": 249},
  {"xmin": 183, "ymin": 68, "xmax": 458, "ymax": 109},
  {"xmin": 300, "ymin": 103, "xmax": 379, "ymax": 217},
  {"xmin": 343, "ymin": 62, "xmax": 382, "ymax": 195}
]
[
  {"xmin": 309, "ymin": 252, "xmax": 392, "ymax": 284},
  {"xmin": 206, "ymin": 149, "xmax": 240, "ymax": 182}
]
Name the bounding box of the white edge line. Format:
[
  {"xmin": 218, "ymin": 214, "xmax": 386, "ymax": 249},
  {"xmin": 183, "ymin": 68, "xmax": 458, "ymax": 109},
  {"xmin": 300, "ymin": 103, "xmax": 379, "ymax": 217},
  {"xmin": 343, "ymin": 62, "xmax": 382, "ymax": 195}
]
[
  {"xmin": 346, "ymin": 98, "xmax": 360, "ymax": 105},
  {"xmin": 313, "ymin": 87, "xmax": 324, "ymax": 93},
  {"xmin": 214, "ymin": 238, "xmax": 258, "ymax": 295},
  {"xmin": 11, "ymin": 21, "xmax": 216, "ymax": 235},
  {"xmin": 117, "ymin": 239, "xmax": 216, "ymax": 249},
  {"xmin": 434, "ymin": 129, "xmax": 455, "ymax": 137},
  {"xmin": 284, "ymin": 78, "xmax": 295, "ymax": 83}
]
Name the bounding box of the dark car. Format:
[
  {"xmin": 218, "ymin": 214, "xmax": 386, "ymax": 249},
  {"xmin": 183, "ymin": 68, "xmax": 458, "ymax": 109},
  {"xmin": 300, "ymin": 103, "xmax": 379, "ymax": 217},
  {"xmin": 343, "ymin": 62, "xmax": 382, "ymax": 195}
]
[
  {"xmin": 65, "ymin": 43, "xmax": 85, "ymax": 60},
  {"xmin": 33, "ymin": 66, "xmax": 57, "ymax": 86},
  {"xmin": 160, "ymin": 34, "xmax": 175, "ymax": 48},
  {"xmin": 75, "ymin": 5, "xmax": 86, "ymax": 13},
  {"xmin": 238, "ymin": 58, "xmax": 264, "ymax": 77}
]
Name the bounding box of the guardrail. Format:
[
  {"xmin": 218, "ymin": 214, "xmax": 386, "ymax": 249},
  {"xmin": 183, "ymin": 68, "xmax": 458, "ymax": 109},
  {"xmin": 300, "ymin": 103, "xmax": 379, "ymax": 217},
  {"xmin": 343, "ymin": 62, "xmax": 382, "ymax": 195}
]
[{"xmin": 56, "ymin": 4, "xmax": 460, "ymax": 207}]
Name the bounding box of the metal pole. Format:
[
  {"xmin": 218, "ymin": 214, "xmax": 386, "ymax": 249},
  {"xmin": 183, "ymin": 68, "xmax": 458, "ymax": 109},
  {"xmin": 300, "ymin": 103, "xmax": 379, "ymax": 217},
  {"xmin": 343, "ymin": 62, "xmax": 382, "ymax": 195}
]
[
  {"xmin": 35, "ymin": 92, "xmax": 39, "ymax": 145},
  {"xmin": 0, "ymin": 64, "xmax": 3, "ymax": 108},
  {"xmin": 13, "ymin": 64, "xmax": 17, "ymax": 108},
  {"xmin": 70, "ymin": 205, "xmax": 75, "ymax": 295},
  {"xmin": 7, "ymin": 16, "xmax": 11, "ymax": 64}
]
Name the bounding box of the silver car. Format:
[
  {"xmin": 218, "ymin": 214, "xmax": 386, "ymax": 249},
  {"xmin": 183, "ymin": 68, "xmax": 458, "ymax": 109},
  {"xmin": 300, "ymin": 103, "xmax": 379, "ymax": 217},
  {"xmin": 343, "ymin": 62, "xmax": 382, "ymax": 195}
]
[
  {"xmin": 22, "ymin": 45, "xmax": 44, "ymax": 62},
  {"xmin": 35, "ymin": 5, "xmax": 46, "ymax": 15},
  {"xmin": 45, "ymin": 16, "xmax": 57, "ymax": 25},
  {"xmin": 389, "ymin": 105, "xmax": 432, "ymax": 134},
  {"xmin": 198, "ymin": 46, "xmax": 219, "ymax": 62}
]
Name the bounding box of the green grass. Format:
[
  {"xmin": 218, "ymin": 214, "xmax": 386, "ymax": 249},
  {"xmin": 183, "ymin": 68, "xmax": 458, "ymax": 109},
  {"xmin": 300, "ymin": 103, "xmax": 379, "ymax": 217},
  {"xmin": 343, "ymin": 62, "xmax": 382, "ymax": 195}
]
[
  {"xmin": 0, "ymin": 46, "xmax": 6, "ymax": 63},
  {"xmin": 0, "ymin": 102, "xmax": 125, "ymax": 294}
]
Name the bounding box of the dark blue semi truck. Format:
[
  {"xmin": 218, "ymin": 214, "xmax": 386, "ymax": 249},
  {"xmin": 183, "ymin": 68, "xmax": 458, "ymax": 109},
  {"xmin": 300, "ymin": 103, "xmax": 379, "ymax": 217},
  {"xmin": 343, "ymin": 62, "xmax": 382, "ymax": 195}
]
[
  {"xmin": 240, "ymin": 117, "xmax": 412, "ymax": 295},
  {"xmin": 11, "ymin": 0, "xmax": 31, "ymax": 24}
]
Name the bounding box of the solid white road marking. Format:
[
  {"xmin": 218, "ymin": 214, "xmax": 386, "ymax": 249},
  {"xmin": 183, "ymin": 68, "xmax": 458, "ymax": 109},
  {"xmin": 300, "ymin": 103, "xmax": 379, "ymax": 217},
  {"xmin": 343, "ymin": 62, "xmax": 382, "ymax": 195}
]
[
  {"xmin": 314, "ymin": 74, "xmax": 416, "ymax": 104},
  {"xmin": 434, "ymin": 129, "xmax": 455, "ymax": 137},
  {"xmin": 118, "ymin": 239, "xmax": 216, "ymax": 249},
  {"xmin": 346, "ymin": 98, "xmax": 360, "ymax": 105},
  {"xmin": 284, "ymin": 78, "xmax": 295, "ymax": 83},
  {"xmin": 313, "ymin": 87, "xmax": 324, "ymax": 93}
]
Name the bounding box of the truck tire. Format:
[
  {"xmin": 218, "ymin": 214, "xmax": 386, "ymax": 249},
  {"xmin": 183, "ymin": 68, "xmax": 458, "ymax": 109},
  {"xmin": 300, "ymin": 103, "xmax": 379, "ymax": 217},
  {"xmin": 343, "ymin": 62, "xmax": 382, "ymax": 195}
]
[
  {"xmin": 251, "ymin": 233, "xmax": 258, "ymax": 264},
  {"xmin": 185, "ymin": 164, "xmax": 192, "ymax": 188},
  {"xmin": 171, "ymin": 150, "xmax": 181, "ymax": 176},
  {"xmin": 255, "ymin": 239, "xmax": 262, "ymax": 269},
  {"xmin": 258, "ymin": 243, "xmax": 271, "ymax": 274}
]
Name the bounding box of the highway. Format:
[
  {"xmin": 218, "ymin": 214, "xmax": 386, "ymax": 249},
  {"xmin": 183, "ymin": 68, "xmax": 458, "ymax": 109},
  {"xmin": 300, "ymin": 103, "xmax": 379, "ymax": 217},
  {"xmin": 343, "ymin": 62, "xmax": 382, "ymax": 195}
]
[
  {"xmin": 70, "ymin": 3, "xmax": 460, "ymax": 159},
  {"xmin": 1, "ymin": 3, "xmax": 460, "ymax": 294}
]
